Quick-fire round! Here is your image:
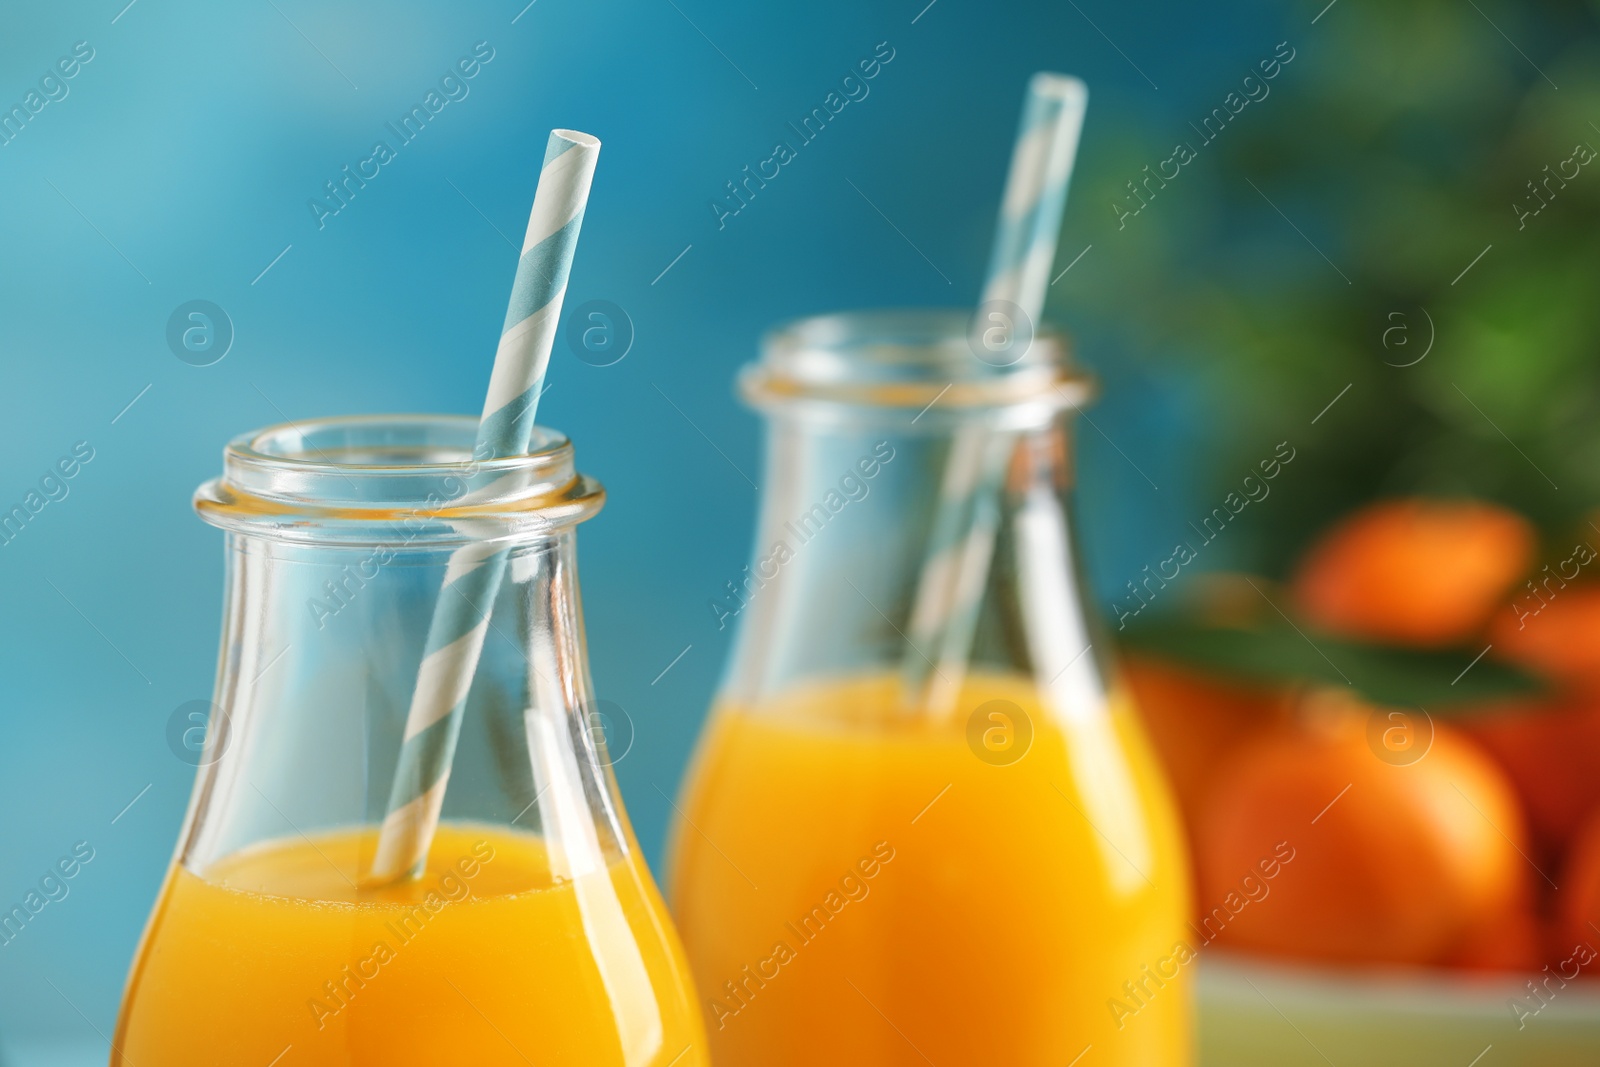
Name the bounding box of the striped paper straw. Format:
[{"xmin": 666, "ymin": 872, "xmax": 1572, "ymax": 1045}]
[
  {"xmin": 367, "ymin": 129, "xmax": 600, "ymax": 885},
  {"xmin": 980, "ymin": 73, "xmax": 1087, "ymax": 316},
  {"xmin": 900, "ymin": 74, "xmax": 1087, "ymax": 716}
]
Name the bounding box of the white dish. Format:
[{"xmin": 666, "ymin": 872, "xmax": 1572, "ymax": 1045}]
[{"xmin": 1199, "ymin": 951, "xmax": 1600, "ymax": 1066}]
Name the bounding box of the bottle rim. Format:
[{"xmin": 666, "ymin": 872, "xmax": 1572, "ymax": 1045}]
[
  {"xmin": 194, "ymin": 413, "xmax": 604, "ymax": 544},
  {"xmin": 744, "ymin": 308, "xmax": 1094, "ymax": 422}
]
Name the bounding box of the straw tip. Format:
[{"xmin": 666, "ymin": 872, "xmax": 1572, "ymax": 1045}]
[
  {"xmin": 551, "ymin": 128, "xmax": 601, "ymax": 149},
  {"xmin": 1029, "ymin": 72, "xmax": 1088, "ymax": 103}
]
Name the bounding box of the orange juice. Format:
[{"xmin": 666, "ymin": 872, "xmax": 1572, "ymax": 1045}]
[
  {"xmin": 114, "ymin": 824, "xmax": 707, "ymax": 1066},
  {"xmin": 670, "ymin": 672, "xmax": 1191, "ymax": 1065}
]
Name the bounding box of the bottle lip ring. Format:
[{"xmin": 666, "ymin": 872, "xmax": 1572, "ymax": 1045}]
[
  {"xmin": 195, "ymin": 413, "xmax": 605, "ymax": 543},
  {"xmin": 744, "ymin": 307, "xmax": 1096, "ymax": 415}
]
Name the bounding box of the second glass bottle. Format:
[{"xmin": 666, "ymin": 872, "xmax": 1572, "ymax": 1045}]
[{"xmin": 670, "ymin": 310, "xmax": 1192, "ymax": 1065}]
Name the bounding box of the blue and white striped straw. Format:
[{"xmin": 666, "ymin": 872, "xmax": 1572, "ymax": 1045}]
[
  {"xmin": 901, "ymin": 75, "xmax": 1087, "ymax": 716},
  {"xmin": 367, "ymin": 129, "xmax": 600, "ymax": 884},
  {"xmin": 980, "ymin": 73, "xmax": 1087, "ymax": 317}
]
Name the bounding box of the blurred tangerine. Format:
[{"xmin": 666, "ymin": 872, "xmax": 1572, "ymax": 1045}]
[
  {"xmin": 1490, "ymin": 584, "xmax": 1600, "ymax": 690},
  {"xmin": 1122, "ymin": 654, "xmax": 1291, "ymax": 836},
  {"xmin": 1558, "ymin": 809, "xmax": 1600, "ymax": 956},
  {"xmin": 1444, "ymin": 905, "xmax": 1543, "ymax": 973},
  {"xmin": 1195, "ymin": 690, "xmax": 1530, "ymax": 967},
  {"xmin": 1463, "ymin": 697, "xmax": 1600, "ymax": 864},
  {"xmin": 1291, "ymin": 498, "xmax": 1535, "ymax": 646}
]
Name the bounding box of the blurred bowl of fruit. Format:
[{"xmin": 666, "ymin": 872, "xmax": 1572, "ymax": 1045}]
[{"xmin": 1120, "ymin": 499, "xmax": 1600, "ymax": 1065}]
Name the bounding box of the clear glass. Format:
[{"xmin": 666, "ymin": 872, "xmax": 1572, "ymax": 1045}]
[
  {"xmin": 669, "ymin": 311, "xmax": 1193, "ymax": 1065},
  {"xmin": 113, "ymin": 415, "xmax": 707, "ymax": 1067}
]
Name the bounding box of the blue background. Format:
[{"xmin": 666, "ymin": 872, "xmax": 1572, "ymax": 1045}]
[{"xmin": 0, "ymin": 0, "xmax": 1285, "ymax": 1054}]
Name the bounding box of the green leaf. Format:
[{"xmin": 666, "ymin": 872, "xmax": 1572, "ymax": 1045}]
[{"xmin": 1119, "ymin": 615, "xmax": 1546, "ymax": 711}]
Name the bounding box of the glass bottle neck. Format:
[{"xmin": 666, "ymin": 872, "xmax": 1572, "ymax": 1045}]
[
  {"xmin": 174, "ymin": 414, "xmax": 629, "ymax": 888},
  {"xmin": 718, "ymin": 405, "xmax": 1109, "ymax": 717},
  {"xmin": 178, "ymin": 526, "xmax": 630, "ymax": 880}
]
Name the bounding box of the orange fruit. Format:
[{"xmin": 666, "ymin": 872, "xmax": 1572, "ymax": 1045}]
[
  {"xmin": 1557, "ymin": 809, "xmax": 1600, "ymax": 953},
  {"xmin": 1122, "ymin": 654, "xmax": 1291, "ymax": 832},
  {"xmin": 1194, "ymin": 691, "xmax": 1531, "ymax": 967},
  {"xmin": 1291, "ymin": 498, "xmax": 1535, "ymax": 646},
  {"xmin": 1444, "ymin": 906, "xmax": 1543, "ymax": 973},
  {"xmin": 1490, "ymin": 585, "xmax": 1600, "ymax": 690},
  {"xmin": 1463, "ymin": 698, "xmax": 1600, "ymax": 863}
]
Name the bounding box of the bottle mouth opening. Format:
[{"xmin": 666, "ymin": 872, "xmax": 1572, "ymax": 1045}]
[
  {"xmin": 744, "ymin": 308, "xmax": 1093, "ymax": 422},
  {"xmin": 196, "ymin": 414, "xmax": 604, "ymax": 543}
]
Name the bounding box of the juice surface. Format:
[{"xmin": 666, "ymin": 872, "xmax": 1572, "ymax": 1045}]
[
  {"xmin": 114, "ymin": 824, "xmax": 707, "ymax": 1066},
  {"xmin": 669, "ymin": 671, "xmax": 1193, "ymax": 1065}
]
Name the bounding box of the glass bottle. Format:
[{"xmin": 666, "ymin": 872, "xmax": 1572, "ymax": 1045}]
[
  {"xmin": 669, "ymin": 310, "xmax": 1192, "ymax": 1065},
  {"xmin": 113, "ymin": 414, "xmax": 707, "ymax": 1067}
]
